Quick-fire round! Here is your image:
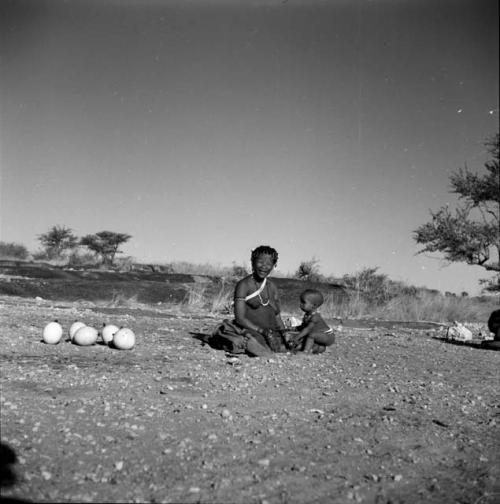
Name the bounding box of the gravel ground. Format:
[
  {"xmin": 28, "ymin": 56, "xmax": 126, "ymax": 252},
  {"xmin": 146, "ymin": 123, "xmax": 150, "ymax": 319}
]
[{"xmin": 1, "ymin": 295, "xmax": 499, "ymax": 504}]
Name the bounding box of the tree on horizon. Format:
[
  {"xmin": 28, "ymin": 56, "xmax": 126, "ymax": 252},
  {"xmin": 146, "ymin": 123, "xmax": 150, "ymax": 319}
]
[
  {"xmin": 37, "ymin": 225, "xmax": 78, "ymax": 260},
  {"xmin": 414, "ymin": 133, "xmax": 500, "ymax": 292},
  {"xmin": 80, "ymin": 231, "xmax": 132, "ymax": 267}
]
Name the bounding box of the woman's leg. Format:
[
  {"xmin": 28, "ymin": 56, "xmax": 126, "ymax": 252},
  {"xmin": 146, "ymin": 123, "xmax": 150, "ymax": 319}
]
[{"xmin": 243, "ymin": 330, "xmax": 273, "ymax": 357}]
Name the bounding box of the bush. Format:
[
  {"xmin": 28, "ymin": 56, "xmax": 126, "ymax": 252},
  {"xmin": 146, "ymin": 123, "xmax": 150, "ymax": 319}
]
[
  {"xmin": 342, "ymin": 267, "xmax": 391, "ymax": 305},
  {"xmin": 31, "ymin": 249, "xmax": 49, "ymax": 261},
  {"xmin": 231, "ymin": 263, "xmax": 249, "ymax": 279},
  {"xmin": 67, "ymin": 251, "xmax": 101, "ymax": 268},
  {"xmin": 0, "ymin": 242, "xmax": 29, "ymax": 260},
  {"xmin": 295, "ymin": 258, "xmax": 324, "ymax": 282}
]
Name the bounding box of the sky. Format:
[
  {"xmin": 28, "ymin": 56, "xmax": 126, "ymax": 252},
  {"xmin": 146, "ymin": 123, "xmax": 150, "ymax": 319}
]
[{"xmin": 1, "ymin": 0, "xmax": 498, "ymax": 295}]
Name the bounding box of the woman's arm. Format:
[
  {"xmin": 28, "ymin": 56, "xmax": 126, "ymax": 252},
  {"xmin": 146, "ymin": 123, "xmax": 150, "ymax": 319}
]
[{"xmin": 268, "ymin": 281, "xmax": 286, "ymax": 330}]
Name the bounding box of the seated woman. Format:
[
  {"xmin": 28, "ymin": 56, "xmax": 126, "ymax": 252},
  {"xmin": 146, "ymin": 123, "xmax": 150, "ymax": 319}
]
[{"xmin": 210, "ymin": 245, "xmax": 288, "ymax": 357}]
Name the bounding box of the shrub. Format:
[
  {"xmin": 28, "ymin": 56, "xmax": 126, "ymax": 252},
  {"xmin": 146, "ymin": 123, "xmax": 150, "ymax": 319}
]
[
  {"xmin": 295, "ymin": 258, "xmax": 324, "ymax": 282},
  {"xmin": 231, "ymin": 263, "xmax": 248, "ymax": 279},
  {"xmin": 0, "ymin": 242, "xmax": 29, "ymax": 260},
  {"xmin": 114, "ymin": 256, "xmax": 135, "ymax": 272},
  {"xmin": 67, "ymin": 251, "xmax": 101, "ymax": 268},
  {"xmin": 342, "ymin": 267, "xmax": 391, "ymax": 305},
  {"xmin": 32, "ymin": 250, "xmax": 49, "ymax": 261}
]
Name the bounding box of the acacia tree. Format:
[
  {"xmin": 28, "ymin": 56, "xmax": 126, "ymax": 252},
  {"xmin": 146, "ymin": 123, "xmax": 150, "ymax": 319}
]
[
  {"xmin": 413, "ymin": 133, "xmax": 500, "ymax": 292},
  {"xmin": 38, "ymin": 225, "xmax": 78, "ymax": 259},
  {"xmin": 80, "ymin": 231, "xmax": 132, "ymax": 266}
]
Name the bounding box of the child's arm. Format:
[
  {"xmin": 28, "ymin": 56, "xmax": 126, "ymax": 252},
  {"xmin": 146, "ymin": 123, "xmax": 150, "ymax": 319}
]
[
  {"xmin": 293, "ymin": 320, "xmax": 315, "ymax": 343},
  {"xmin": 303, "ymin": 334, "xmax": 316, "ymax": 353}
]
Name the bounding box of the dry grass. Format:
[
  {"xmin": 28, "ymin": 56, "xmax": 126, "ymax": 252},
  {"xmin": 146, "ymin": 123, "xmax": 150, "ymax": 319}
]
[
  {"xmin": 323, "ymin": 290, "xmax": 497, "ymax": 323},
  {"xmin": 180, "ymin": 280, "xmax": 497, "ymax": 324},
  {"xmin": 182, "ymin": 281, "xmax": 234, "ymax": 315},
  {"xmin": 183, "ymin": 283, "xmax": 208, "ymax": 308},
  {"xmin": 209, "ymin": 284, "xmax": 233, "ymax": 315},
  {"xmin": 108, "ymin": 291, "xmax": 139, "ymax": 308}
]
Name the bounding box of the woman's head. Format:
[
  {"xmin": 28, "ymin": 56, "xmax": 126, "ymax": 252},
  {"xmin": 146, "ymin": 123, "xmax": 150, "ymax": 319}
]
[
  {"xmin": 300, "ymin": 289, "xmax": 324, "ymax": 312},
  {"xmin": 251, "ymin": 245, "xmax": 278, "ymax": 267},
  {"xmin": 250, "ymin": 245, "xmax": 279, "ymax": 279}
]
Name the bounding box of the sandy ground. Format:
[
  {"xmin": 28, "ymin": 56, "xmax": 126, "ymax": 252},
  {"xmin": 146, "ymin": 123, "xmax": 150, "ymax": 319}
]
[{"xmin": 1, "ymin": 295, "xmax": 499, "ymax": 504}]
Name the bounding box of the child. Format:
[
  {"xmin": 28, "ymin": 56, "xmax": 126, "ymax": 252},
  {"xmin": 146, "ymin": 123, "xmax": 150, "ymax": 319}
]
[{"xmin": 286, "ymin": 289, "xmax": 336, "ymax": 354}]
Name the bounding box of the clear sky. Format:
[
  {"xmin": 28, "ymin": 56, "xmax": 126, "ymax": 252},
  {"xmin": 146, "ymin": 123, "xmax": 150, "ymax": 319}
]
[{"xmin": 1, "ymin": 0, "xmax": 498, "ymax": 295}]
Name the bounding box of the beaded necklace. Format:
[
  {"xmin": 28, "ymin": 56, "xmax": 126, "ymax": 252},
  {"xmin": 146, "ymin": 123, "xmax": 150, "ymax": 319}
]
[{"xmin": 254, "ymin": 279, "xmax": 270, "ymax": 306}]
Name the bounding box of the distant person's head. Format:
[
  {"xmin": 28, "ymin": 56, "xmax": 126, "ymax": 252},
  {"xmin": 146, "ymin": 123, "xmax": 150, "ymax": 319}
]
[
  {"xmin": 250, "ymin": 245, "xmax": 279, "ymax": 280},
  {"xmin": 300, "ymin": 289, "xmax": 324, "ymax": 313}
]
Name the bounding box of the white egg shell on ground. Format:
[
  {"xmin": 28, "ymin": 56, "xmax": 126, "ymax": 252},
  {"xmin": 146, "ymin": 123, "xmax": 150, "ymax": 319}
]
[
  {"xmin": 101, "ymin": 323, "xmax": 119, "ymax": 344},
  {"xmin": 42, "ymin": 321, "xmax": 63, "ymax": 344},
  {"xmin": 73, "ymin": 326, "xmax": 98, "ymax": 346},
  {"xmin": 112, "ymin": 327, "xmax": 135, "ymax": 350},
  {"xmin": 69, "ymin": 321, "xmax": 86, "ymax": 341}
]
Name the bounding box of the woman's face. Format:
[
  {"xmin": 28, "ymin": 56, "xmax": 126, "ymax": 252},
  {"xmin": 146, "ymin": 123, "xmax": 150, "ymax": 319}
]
[{"xmin": 252, "ymin": 253, "xmax": 275, "ymax": 280}]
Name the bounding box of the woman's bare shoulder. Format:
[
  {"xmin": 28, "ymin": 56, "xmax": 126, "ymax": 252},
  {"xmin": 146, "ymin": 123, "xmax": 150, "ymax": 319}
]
[{"xmin": 235, "ymin": 275, "xmax": 253, "ymax": 295}]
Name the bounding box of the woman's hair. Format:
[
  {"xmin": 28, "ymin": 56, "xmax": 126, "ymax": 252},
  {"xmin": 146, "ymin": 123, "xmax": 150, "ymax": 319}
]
[
  {"xmin": 251, "ymin": 245, "xmax": 279, "ymax": 265},
  {"xmin": 300, "ymin": 289, "xmax": 324, "ymax": 308}
]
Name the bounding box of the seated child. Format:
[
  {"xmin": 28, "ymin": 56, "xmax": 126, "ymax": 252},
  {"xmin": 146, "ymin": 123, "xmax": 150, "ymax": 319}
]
[{"xmin": 286, "ymin": 289, "xmax": 336, "ymax": 354}]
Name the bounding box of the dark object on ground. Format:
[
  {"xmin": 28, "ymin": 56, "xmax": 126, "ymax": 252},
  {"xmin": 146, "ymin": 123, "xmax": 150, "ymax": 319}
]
[
  {"xmin": 481, "ymin": 340, "xmax": 500, "ymax": 350},
  {"xmin": 487, "ymin": 309, "xmax": 500, "ymax": 339},
  {"xmin": 483, "ymin": 309, "xmax": 500, "ymax": 350},
  {"xmin": 0, "ymin": 442, "xmax": 31, "ymax": 503},
  {"xmin": 0, "ymin": 442, "xmax": 17, "ymax": 488}
]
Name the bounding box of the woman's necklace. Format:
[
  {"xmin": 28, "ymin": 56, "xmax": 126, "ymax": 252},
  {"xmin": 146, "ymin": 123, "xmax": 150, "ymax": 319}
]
[{"xmin": 254, "ymin": 279, "xmax": 270, "ymax": 306}]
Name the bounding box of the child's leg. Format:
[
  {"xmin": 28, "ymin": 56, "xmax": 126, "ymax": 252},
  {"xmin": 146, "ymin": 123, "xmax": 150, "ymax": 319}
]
[
  {"xmin": 303, "ymin": 336, "xmax": 315, "ymax": 353},
  {"xmin": 301, "ymin": 331, "xmax": 335, "ymax": 353},
  {"xmin": 311, "ymin": 344, "xmax": 326, "ymax": 354},
  {"xmin": 312, "ymin": 331, "xmax": 336, "ymax": 347}
]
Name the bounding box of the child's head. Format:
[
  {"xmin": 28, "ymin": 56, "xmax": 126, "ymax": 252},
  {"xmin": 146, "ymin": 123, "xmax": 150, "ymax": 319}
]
[
  {"xmin": 251, "ymin": 245, "xmax": 279, "ymax": 270},
  {"xmin": 300, "ymin": 289, "xmax": 324, "ymax": 313}
]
